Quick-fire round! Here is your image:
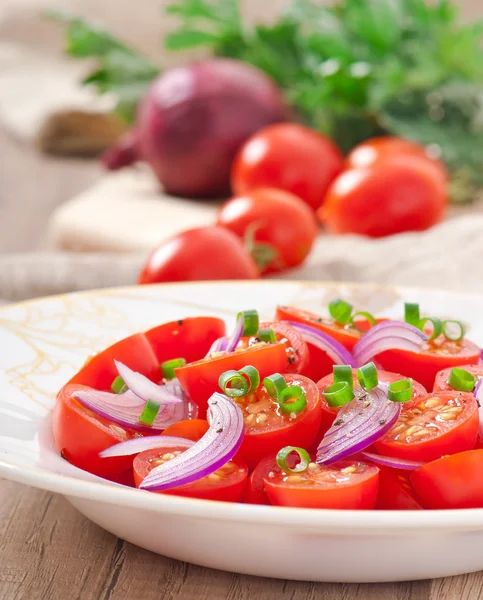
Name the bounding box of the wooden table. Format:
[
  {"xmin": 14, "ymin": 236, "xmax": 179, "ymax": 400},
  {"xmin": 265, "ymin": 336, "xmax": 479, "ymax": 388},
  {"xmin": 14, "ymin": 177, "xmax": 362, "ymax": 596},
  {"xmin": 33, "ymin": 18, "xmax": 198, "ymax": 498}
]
[{"xmin": 0, "ymin": 130, "xmax": 481, "ymax": 600}]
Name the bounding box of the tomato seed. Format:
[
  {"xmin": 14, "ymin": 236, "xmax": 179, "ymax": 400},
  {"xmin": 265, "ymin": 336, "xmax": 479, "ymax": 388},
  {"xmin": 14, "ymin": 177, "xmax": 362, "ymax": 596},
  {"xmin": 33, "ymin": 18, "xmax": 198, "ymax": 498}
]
[
  {"xmin": 424, "ymin": 398, "xmax": 441, "ymax": 408},
  {"xmin": 340, "ymin": 465, "xmax": 356, "ymax": 474},
  {"xmin": 162, "ymin": 453, "xmax": 175, "ymax": 461}
]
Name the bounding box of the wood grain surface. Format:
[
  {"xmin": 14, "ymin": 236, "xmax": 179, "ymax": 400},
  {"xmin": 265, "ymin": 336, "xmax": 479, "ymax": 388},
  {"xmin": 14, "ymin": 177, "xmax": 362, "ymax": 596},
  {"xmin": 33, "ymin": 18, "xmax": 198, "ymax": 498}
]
[{"xmin": 1, "ymin": 120, "xmax": 483, "ymax": 600}]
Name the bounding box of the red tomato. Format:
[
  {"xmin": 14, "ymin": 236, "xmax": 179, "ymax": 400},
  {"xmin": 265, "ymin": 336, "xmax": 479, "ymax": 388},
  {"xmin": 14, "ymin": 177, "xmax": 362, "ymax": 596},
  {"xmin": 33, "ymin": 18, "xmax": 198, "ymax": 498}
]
[
  {"xmin": 133, "ymin": 446, "xmax": 248, "ymax": 502},
  {"xmin": 411, "ymin": 450, "xmax": 483, "ymax": 509},
  {"xmin": 376, "ymin": 467, "xmax": 424, "ymax": 510},
  {"xmin": 263, "ymin": 458, "xmax": 379, "ymax": 509},
  {"xmin": 318, "ymin": 154, "xmax": 448, "ymax": 237},
  {"xmin": 316, "ymin": 369, "xmax": 427, "ymax": 440},
  {"xmin": 231, "ymin": 123, "xmax": 344, "ymax": 211},
  {"xmin": 52, "ymin": 384, "xmax": 138, "ymax": 477},
  {"xmin": 244, "ymin": 451, "xmax": 301, "ymax": 505},
  {"xmin": 145, "ymin": 316, "xmax": 226, "ymax": 364},
  {"xmin": 433, "ymin": 364, "xmax": 483, "ymax": 393},
  {"xmin": 236, "ymin": 374, "xmax": 322, "ymax": 469},
  {"xmin": 375, "ymin": 391, "xmax": 479, "ymax": 462},
  {"xmin": 68, "ymin": 333, "xmax": 160, "ymax": 391},
  {"xmin": 216, "ymin": 187, "xmax": 318, "ymax": 274},
  {"xmin": 346, "ymin": 136, "xmax": 448, "ymax": 183},
  {"xmin": 138, "ymin": 226, "xmax": 259, "ymax": 284},
  {"xmin": 174, "ymin": 342, "xmax": 288, "ymax": 416},
  {"xmin": 376, "ymin": 335, "xmax": 481, "ymax": 390},
  {"xmin": 161, "ymin": 419, "xmax": 209, "ymax": 442}
]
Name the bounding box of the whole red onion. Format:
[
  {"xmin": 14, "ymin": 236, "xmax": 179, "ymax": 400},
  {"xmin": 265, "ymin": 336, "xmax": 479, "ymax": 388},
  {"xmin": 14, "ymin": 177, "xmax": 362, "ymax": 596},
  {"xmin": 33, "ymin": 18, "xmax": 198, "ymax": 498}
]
[{"xmin": 102, "ymin": 58, "xmax": 289, "ymax": 198}]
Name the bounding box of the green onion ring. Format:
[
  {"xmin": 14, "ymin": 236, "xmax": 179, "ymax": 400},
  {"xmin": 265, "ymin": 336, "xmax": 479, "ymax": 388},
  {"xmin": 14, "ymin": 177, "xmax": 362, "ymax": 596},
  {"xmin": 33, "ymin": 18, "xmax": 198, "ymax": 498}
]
[
  {"xmin": 333, "ymin": 365, "xmax": 354, "ymax": 389},
  {"xmin": 442, "ymin": 320, "xmax": 466, "ymax": 342},
  {"xmin": 111, "ymin": 376, "xmax": 127, "ymax": 394},
  {"xmin": 161, "ymin": 357, "xmax": 186, "ymax": 380},
  {"xmin": 418, "ymin": 317, "xmax": 443, "ymax": 341},
  {"xmin": 404, "ymin": 303, "xmax": 420, "ymax": 327},
  {"xmin": 238, "ymin": 365, "xmax": 260, "ymax": 393},
  {"xmin": 264, "ymin": 373, "xmax": 287, "ymax": 399},
  {"xmin": 328, "ymin": 299, "xmax": 353, "ymax": 325},
  {"xmin": 351, "ymin": 311, "xmax": 376, "ymax": 332},
  {"xmin": 278, "ymin": 385, "xmax": 307, "ymax": 416},
  {"xmin": 388, "ymin": 379, "xmax": 413, "ymax": 403},
  {"xmin": 276, "ymin": 446, "xmax": 311, "ymax": 473},
  {"xmin": 357, "ymin": 362, "xmax": 379, "ymax": 391},
  {"xmin": 218, "ymin": 370, "xmax": 249, "ymax": 397},
  {"xmin": 238, "ymin": 309, "xmax": 259, "ymax": 337},
  {"xmin": 323, "ymin": 381, "xmax": 355, "ymax": 407},
  {"xmin": 138, "ymin": 398, "xmax": 161, "ymax": 426},
  {"xmin": 258, "ymin": 327, "xmax": 277, "ymax": 343},
  {"xmin": 447, "ymin": 367, "xmax": 476, "ymax": 392}
]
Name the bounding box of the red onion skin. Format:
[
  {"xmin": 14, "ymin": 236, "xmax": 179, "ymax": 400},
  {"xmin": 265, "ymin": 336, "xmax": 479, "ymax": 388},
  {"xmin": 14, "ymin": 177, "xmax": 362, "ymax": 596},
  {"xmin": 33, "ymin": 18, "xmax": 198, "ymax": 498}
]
[
  {"xmin": 103, "ymin": 58, "xmax": 289, "ymax": 198},
  {"xmin": 101, "ymin": 130, "xmax": 140, "ymax": 170}
]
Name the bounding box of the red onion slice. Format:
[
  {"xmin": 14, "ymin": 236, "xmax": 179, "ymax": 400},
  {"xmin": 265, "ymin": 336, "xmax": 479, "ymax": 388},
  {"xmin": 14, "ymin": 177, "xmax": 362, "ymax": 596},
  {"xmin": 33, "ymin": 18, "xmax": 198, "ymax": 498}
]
[
  {"xmin": 139, "ymin": 392, "xmax": 244, "ymax": 492},
  {"xmin": 316, "ymin": 383, "xmax": 401, "ymax": 464},
  {"xmin": 207, "ymin": 336, "xmax": 228, "ymax": 355},
  {"xmin": 360, "ymin": 451, "xmax": 425, "ymax": 471},
  {"xmin": 115, "ymin": 360, "xmax": 181, "ymax": 405},
  {"xmin": 99, "ymin": 435, "xmax": 194, "ymax": 458},
  {"xmin": 285, "ymin": 321, "xmax": 356, "ymax": 367},
  {"xmin": 225, "ymin": 313, "xmax": 245, "ymax": 353}
]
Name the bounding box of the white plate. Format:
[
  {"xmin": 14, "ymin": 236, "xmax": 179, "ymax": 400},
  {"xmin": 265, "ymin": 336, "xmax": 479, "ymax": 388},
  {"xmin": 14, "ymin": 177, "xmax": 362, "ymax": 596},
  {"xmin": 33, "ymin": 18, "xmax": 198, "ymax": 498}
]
[{"xmin": 2, "ymin": 280, "xmax": 483, "ymax": 583}]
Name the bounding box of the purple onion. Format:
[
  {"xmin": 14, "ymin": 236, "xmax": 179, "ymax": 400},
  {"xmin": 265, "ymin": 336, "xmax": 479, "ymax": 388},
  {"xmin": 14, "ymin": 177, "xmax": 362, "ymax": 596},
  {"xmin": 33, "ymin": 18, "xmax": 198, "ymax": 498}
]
[
  {"xmin": 115, "ymin": 361, "xmax": 181, "ymax": 405},
  {"xmin": 139, "ymin": 392, "xmax": 244, "ymax": 492},
  {"xmin": 207, "ymin": 336, "xmax": 228, "ymax": 355},
  {"xmin": 285, "ymin": 321, "xmax": 356, "ymax": 367},
  {"xmin": 225, "ymin": 313, "xmax": 245, "ymax": 353},
  {"xmin": 99, "ymin": 435, "xmax": 194, "ymax": 458},
  {"xmin": 360, "ymin": 451, "xmax": 425, "ymax": 471}
]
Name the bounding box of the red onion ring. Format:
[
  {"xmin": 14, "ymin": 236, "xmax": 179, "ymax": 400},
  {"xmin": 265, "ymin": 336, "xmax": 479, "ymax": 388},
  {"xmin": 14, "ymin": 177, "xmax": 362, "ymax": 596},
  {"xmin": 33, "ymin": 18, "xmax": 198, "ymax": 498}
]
[
  {"xmin": 115, "ymin": 360, "xmax": 181, "ymax": 405},
  {"xmin": 207, "ymin": 336, "xmax": 228, "ymax": 355},
  {"xmin": 284, "ymin": 321, "xmax": 356, "ymax": 367},
  {"xmin": 139, "ymin": 392, "xmax": 244, "ymax": 492},
  {"xmin": 316, "ymin": 383, "xmax": 400, "ymax": 464},
  {"xmin": 225, "ymin": 313, "xmax": 245, "ymax": 353},
  {"xmin": 360, "ymin": 451, "xmax": 425, "ymax": 471},
  {"xmin": 99, "ymin": 435, "xmax": 194, "ymax": 458}
]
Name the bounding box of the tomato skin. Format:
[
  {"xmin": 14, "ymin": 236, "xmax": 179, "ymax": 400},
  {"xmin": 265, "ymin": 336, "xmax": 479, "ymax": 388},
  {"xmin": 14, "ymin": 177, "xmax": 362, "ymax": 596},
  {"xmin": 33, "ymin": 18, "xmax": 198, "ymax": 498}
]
[
  {"xmin": 216, "ymin": 187, "xmax": 318, "ymax": 274},
  {"xmin": 138, "ymin": 226, "xmax": 260, "ymax": 284},
  {"xmin": 433, "ymin": 364, "xmax": 483, "ymax": 393},
  {"xmin": 411, "ymin": 450, "xmax": 483, "ymax": 509},
  {"xmin": 161, "ymin": 419, "xmax": 209, "ymax": 442},
  {"xmin": 133, "ymin": 447, "xmax": 248, "ymax": 502},
  {"xmin": 231, "ymin": 123, "xmax": 344, "ymax": 211},
  {"xmin": 68, "ymin": 333, "xmax": 161, "ymax": 391},
  {"xmin": 375, "ymin": 391, "xmax": 479, "ymax": 463},
  {"xmin": 239, "ymin": 374, "xmax": 322, "ymax": 470},
  {"xmin": 319, "ymin": 154, "xmax": 448, "ymax": 237},
  {"xmin": 258, "ymin": 321, "xmax": 308, "ymax": 374},
  {"xmin": 52, "ymin": 384, "xmax": 137, "ymax": 477},
  {"xmin": 346, "ymin": 136, "xmax": 448, "ymax": 183},
  {"xmin": 376, "ymin": 467, "xmax": 424, "ymax": 510},
  {"xmin": 174, "ymin": 342, "xmax": 288, "ymax": 417},
  {"xmin": 263, "ymin": 460, "xmax": 380, "ymax": 509},
  {"xmin": 145, "ymin": 316, "xmax": 226, "ymax": 364},
  {"xmin": 376, "ymin": 337, "xmax": 481, "ymax": 391}
]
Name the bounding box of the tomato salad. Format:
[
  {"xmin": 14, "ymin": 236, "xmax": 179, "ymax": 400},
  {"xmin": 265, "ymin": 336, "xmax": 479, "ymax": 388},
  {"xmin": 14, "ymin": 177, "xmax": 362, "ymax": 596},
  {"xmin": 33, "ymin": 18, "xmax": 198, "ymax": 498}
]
[{"xmin": 53, "ymin": 299, "xmax": 483, "ymax": 510}]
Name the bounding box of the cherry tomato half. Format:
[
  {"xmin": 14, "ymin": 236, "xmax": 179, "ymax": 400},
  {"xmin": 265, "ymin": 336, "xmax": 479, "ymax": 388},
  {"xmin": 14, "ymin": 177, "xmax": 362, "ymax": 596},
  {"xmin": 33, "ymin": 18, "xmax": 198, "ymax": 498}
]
[
  {"xmin": 235, "ymin": 374, "xmax": 322, "ymax": 469},
  {"xmin": 231, "ymin": 123, "xmax": 344, "ymax": 211},
  {"xmin": 263, "ymin": 458, "xmax": 380, "ymax": 509},
  {"xmin": 411, "ymin": 450, "xmax": 483, "ymax": 509},
  {"xmin": 433, "ymin": 364, "xmax": 483, "ymax": 393},
  {"xmin": 375, "ymin": 391, "xmax": 479, "ymax": 462},
  {"xmin": 375, "ymin": 467, "xmax": 424, "ymax": 510},
  {"xmin": 376, "ymin": 335, "xmax": 481, "ymax": 391},
  {"xmin": 133, "ymin": 446, "xmax": 248, "ymax": 502},
  {"xmin": 174, "ymin": 342, "xmax": 288, "ymax": 416},
  {"xmin": 244, "ymin": 451, "xmax": 300, "ymax": 505},
  {"xmin": 161, "ymin": 419, "xmax": 209, "ymax": 442}
]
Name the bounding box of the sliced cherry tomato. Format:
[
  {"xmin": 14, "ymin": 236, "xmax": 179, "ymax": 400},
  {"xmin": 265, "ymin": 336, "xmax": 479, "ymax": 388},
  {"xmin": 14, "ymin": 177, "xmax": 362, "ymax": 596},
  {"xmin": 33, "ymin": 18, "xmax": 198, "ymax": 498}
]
[
  {"xmin": 145, "ymin": 316, "xmax": 226, "ymax": 364},
  {"xmin": 174, "ymin": 342, "xmax": 288, "ymax": 416},
  {"xmin": 375, "ymin": 467, "xmax": 424, "ymax": 510},
  {"xmin": 316, "ymin": 369, "xmax": 427, "ymax": 440},
  {"xmin": 235, "ymin": 374, "xmax": 321, "ymax": 469},
  {"xmin": 263, "ymin": 458, "xmax": 379, "ymax": 509},
  {"xmin": 411, "ymin": 450, "xmax": 483, "ymax": 509},
  {"xmin": 433, "ymin": 364, "xmax": 483, "ymax": 393},
  {"xmin": 52, "ymin": 384, "xmax": 138, "ymax": 477},
  {"xmin": 375, "ymin": 391, "xmax": 479, "ymax": 462},
  {"xmin": 376, "ymin": 335, "xmax": 481, "ymax": 390},
  {"xmin": 68, "ymin": 333, "xmax": 160, "ymax": 391},
  {"xmin": 161, "ymin": 419, "xmax": 209, "ymax": 442},
  {"xmin": 133, "ymin": 446, "xmax": 248, "ymax": 502},
  {"xmin": 231, "ymin": 123, "xmax": 344, "ymax": 212},
  {"xmin": 244, "ymin": 451, "xmax": 301, "ymax": 505}
]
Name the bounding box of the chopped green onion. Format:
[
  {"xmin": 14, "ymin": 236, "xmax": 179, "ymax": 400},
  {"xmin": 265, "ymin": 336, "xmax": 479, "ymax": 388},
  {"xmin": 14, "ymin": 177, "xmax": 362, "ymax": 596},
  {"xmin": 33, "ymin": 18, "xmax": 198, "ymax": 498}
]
[
  {"xmin": 357, "ymin": 362, "xmax": 379, "ymax": 391},
  {"xmin": 388, "ymin": 379, "xmax": 413, "ymax": 403},
  {"xmin": 418, "ymin": 317, "xmax": 443, "ymax": 341},
  {"xmin": 161, "ymin": 358, "xmax": 186, "ymax": 380},
  {"xmin": 138, "ymin": 398, "xmax": 160, "ymax": 426},
  {"xmin": 258, "ymin": 327, "xmax": 277, "ymax": 343},
  {"xmin": 219, "ymin": 370, "xmax": 249, "ymax": 397},
  {"xmin": 238, "ymin": 365, "xmax": 260, "ymax": 393},
  {"xmin": 442, "ymin": 320, "xmax": 466, "ymax": 342},
  {"xmin": 323, "ymin": 381, "xmax": 354, "ymax": 407},
  {"xmin": 264, "ymin": 373, "xmax": 287, "ymax": 399},
  {"xmin": 276, "ymin": 446, "xmax": 311, "ymax": 473},
  {"xmin": 333, "ymin": 365, "xmax": 354, "ymax": 389},
  {"xmin": 404, "ymin": 303, "xmax": 420, "ymax": 326},
  {"xmin": 447, "ymin": 367, "xmax": 476, "ymax": 392},
  {"xmin": 328, "ymin": 299, "xmax": 353, "ymax": 325},
  {"xmin": 351, "ymin": 311, "xmax": 376, "ymax": 332},
  {"xmin": 238, "ymin": 309, "xmax": 259, "ymax": 337},
  {"xmin": 111, "ymin": 376, "xmax": 127, "ymax": 394},
  {"xmin": 278, "ymin": 385, "xmax": 307, "ymax": 416}
]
